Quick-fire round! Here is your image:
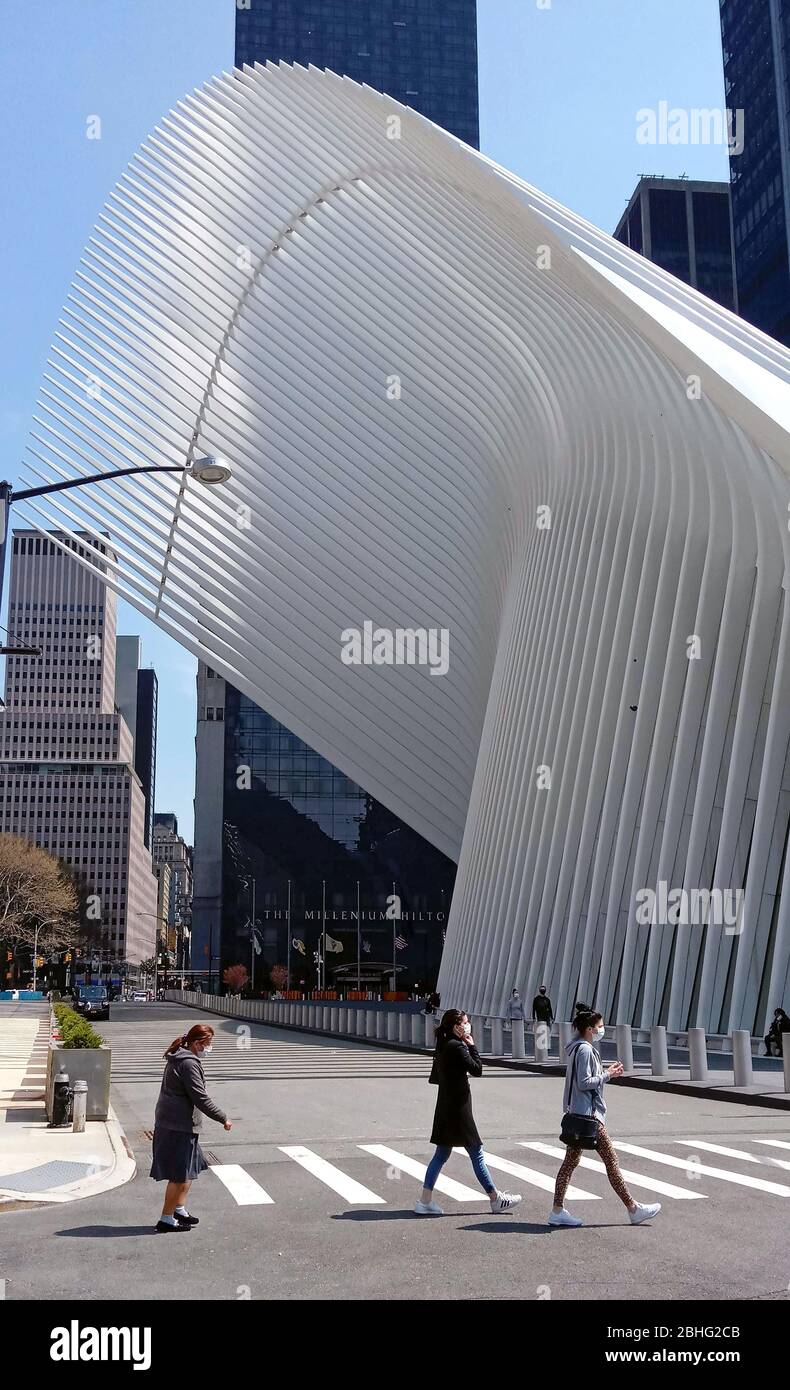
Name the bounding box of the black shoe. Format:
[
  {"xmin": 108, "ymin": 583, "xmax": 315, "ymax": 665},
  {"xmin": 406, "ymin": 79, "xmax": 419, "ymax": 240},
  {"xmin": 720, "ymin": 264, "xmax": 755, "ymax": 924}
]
[
  {"xmin": 175, "ymin": 1211, "xmax": 199, "ymax": 1225},
  {"xmin": 155, "ymin": 1219, "xmax": 191, "ymax": 1233}
]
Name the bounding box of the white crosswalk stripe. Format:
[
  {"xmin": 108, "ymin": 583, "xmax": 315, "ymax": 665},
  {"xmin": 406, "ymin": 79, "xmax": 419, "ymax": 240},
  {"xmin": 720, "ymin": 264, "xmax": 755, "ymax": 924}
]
[
  {"xmin": 614, "ymin": 1142, "xmax": 790, "ymax": 1196},
  {"xmin": 459, "ymin": 1147, "xmax": 600, "ymax": 1200},
  {"xmin": 675, "ymin": 1139, "xmax": 790, "ymax": 1171},
  {"xmin": 521, "ymin": 1142, "xmax": 706, "ymax": 1199},
  {"xmin": 280, "ymin": 1145, "xmax": 386, "ymax": 1203},
  {"xmin": 359, "ymin": 1144, "xmax": 484, "ymax": 1201},
  {"xmin": 754, "ymin": 1139, "xmax": 790, "ymax": 1151},
  {"xmin": 209, "ymin": 1164, "xmax": 274, "ymax": 1205}
]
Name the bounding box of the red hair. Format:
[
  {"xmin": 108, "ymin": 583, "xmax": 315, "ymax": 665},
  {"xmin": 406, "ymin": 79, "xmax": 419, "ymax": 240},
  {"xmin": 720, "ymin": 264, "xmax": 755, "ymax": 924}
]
[{"xmin": 164, "ymin": 1023, "xmax": 214, "ymax": 1057}]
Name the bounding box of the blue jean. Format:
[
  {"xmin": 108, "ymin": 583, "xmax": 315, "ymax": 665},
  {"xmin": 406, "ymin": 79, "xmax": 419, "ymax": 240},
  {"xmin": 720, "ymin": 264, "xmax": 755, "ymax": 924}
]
[{"xmin": 424, "ymin": 1144, "xmax": 495, "ymax": 1194}]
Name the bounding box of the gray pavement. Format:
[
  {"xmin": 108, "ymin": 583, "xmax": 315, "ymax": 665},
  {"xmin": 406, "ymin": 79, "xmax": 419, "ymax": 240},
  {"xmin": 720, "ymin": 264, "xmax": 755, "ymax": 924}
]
[{"xmin": 1, "ymin": 1002, "xmax": 789, "ymax": 1302}]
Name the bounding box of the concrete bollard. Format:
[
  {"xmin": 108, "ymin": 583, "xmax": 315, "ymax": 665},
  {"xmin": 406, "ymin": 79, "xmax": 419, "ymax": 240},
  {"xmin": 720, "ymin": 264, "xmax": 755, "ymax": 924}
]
[
  {"xmin": 322, "ymin": 1005, "xmax": 331, "ymax": 1030},
  {"xmin": 784, "ymin": 1049, "xmax": 790, "ymax": 1094},
  {"xmin": 338, "ymin": 1006, "xmax": 348, "ymax": 1033},
  {"xmin": 650, "ymin": 1025, "xmax": 669, "ymax": 1076},
  {"xmin": 471, "ymin": 1015, "xmax": 486, "ymax": 1052},
  {"xmin": 424, "ymin": 1013, "xmax": 436, "ymax": 1048},
  {"xmin": 330, "ymin": 1006, "xmax": 339, "ymax": 1032},
  {"xmin": 688, "ymin": 1026, "xmax": 709, "ymax": 1082},
  {"xmin": 559, "ymin": 1021, "xmax": 574, "ymax": 1057},
  {"xmin": 411, "ymin": 1012, "xmax": 424, "ymax": 1046},
  {"xmin": 387, "ymin": 1012, "xmax": 398, "ymax": 1042},
  {"xmin": 616, "ymin": 1023, "xmax": 633, "ymax": 1073},
  {"xmin": 376, "ymin": 1011, "xmax": 387, "ymax": 1040},
  {"xmin": 307, "ymin": 1004, "xmax": 316, "ymax": 1029},
  {"xmin": 511, "ymin": 1020, "xmax": 526, "ymax": 1059},
  {"xmin": 365, "ymin": 1009, "xmax": 376, "ymax": 1039},
  {"xmin": 491, "ymin": 1018, "xmax": 504, "ymax": 1056},
  {"xmin": 72, "ymin": 1079, "xmax": 88, "ymax": 1133},
  {"xmin": 534, "ymin": 1021, "xmax": 550, "ymax": 1064},
  {"xmin": 399, "ymin": 1013, "xmax": 410, "ymax": 1044},
  {"xmin": 732, "ymin": 1030, "xmax": 753, "ymax": 1087}
]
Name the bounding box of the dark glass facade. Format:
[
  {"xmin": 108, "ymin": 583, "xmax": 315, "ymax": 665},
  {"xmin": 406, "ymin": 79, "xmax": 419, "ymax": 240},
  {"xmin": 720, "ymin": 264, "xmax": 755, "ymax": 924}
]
[
  {"xmin": 220, "ymin": 690, "xmax": 455, "ymax": 991},
  {"xmin": 135, "ymin": 668, "xmax": 157, "ymax": 851},
  {"xmin": 720, "ymin": 0, "xmax": 790, "ymax": 343},
  {"xmin": 613, "ymin": 179, "xmax": 736, "ymax": 311},
  {"xmin": 235, "ymin": 0, "xmax": 480, "ymax": 148}
]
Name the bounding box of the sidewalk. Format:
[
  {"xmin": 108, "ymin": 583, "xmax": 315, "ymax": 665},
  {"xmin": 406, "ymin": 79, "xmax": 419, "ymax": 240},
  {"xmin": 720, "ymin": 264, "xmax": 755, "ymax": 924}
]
[{"xmin": 0, "ymin": 1001, "xmax": 135, "ymax": 1205}]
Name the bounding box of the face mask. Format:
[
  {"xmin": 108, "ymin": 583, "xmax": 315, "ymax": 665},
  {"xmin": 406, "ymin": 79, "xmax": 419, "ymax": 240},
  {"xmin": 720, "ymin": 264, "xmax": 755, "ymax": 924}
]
[
  {"xmin": 462, "ymin": 1022, "xmax": 472, "ymax": 1035},
  {"xmin": 593, "ymin": 1026, "xmax": 605, "ymax": 1042},
  {"xmin": 202, "ymin": 1044, "xmax": 213, "ymax": 1054}
]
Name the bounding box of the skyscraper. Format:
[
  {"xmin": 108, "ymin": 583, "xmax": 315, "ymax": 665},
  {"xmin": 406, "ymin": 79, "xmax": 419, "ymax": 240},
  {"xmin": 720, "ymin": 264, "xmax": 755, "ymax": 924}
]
[
  {"xmin": 235, "ymin": 0, "xmax": 479, "ymax": 148},
  {"xmin": 719, "ymin": 0, "xmax": 790, "ymax": 343},
  {"xmin": 0, "ymin": 531, "xmax": 158, "ymax": 967},
  {"xmin": 613, "ymin": 176, "xmax": 736, "ymax": 311},
  {"xmin": 114, "ymin": 635, "xmax": 158, "ymax": 851}
]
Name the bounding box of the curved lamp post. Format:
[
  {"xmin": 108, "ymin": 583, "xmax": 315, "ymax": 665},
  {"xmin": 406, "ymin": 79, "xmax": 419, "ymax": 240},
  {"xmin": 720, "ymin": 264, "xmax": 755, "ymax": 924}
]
[{"xmin": 0, "ymin": 458, "xmax": 232, "ymax": 654}]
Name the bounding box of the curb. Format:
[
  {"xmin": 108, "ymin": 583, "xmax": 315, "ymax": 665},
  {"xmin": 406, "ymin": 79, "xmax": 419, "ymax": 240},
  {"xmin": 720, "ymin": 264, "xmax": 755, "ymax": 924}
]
[
  {"xmin": 176, "ymin": 999, "xmax": 790, "ymax": 1110},
  {"xmin": 0, "ymin": 1105, "xmax": 137, "ymax": 1207}
]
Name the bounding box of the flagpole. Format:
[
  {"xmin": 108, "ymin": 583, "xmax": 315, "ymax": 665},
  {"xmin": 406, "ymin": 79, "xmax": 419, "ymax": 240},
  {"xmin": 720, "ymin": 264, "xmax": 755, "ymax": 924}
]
[
  {"xmin": 251, "ymin": 877, "xmax": 256, "ymax": 993},
  {"xmin": 322, "ymin": 878, "xmax": 326, "ymax": 992},
  {"xmin": 287, "ymin": 879, "xmax": 291, "ymax": 993},
  {"xmin": 392, "ymin": 879, "xmax": 396, "ymax": 994},
  {"xmin": 356, "ymin": 879, "xmax": 361, "ymax": 993}
]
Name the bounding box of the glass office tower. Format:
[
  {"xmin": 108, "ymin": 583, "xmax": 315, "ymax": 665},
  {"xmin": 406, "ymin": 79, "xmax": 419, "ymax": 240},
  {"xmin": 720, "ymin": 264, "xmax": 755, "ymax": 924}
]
[
  {"xmin": 719, "ymin": 0, "xmax": 790, "ymax": 343},
  {"xmin": 235, "ymin": 0, "xmax": 479, "ymax": 148},
  {"xmin": 614, "ymin": 176, "xmax": 737, "ymax": 311}
]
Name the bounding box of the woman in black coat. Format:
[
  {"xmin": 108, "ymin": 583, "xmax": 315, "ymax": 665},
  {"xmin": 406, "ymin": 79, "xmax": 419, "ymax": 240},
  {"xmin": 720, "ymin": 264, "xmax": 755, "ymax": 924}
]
[{"xmin": 415, "ymin": 1008, "xmax": 522, "ymax": 1216}]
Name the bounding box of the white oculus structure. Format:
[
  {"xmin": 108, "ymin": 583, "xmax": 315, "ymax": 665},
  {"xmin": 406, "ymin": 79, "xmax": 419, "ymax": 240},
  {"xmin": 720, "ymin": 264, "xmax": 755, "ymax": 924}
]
[{"xmin": 16, "ymin": 63, "xmax": 790, "ymax": 1034}]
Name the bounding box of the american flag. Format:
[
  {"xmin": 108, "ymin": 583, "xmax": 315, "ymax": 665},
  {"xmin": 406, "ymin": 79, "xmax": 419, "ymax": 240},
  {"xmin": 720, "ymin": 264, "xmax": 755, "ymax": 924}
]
[
  {"xmin": 362, "ymin": 940, "xmax": 372, "ymax": 955},
  {"xmin": 394, "ymin": 934, "xmax": 408, "ymax": 951}
]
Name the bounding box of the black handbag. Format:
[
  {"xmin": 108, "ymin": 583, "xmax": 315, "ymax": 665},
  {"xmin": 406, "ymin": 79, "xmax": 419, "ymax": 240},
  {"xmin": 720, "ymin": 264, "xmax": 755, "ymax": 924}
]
[{"xmin": 559, "ymin": 1047, "xmax": 600, "ymax": 1149}]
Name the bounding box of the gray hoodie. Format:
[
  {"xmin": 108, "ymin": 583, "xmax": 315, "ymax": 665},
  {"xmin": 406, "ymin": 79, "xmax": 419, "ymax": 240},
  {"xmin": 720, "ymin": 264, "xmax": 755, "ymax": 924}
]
[
  {"xmin": 154, "ymin": 1045, "xmax": 227, "ymax": 1134},
  {"xmin": 562, "ymin": 1037, "xmax": 608, "ymax": 1119}
]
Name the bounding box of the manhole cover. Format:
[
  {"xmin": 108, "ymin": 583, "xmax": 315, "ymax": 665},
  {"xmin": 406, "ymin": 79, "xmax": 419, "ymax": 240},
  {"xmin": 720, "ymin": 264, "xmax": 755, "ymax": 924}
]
[
  {"xmin": 0, "ymin": 1160, "xmax": 108, "ymax": 1193},
  {"xmin": 140, "ymin": 1130, "xmax": 154, "ymax": 1141}
]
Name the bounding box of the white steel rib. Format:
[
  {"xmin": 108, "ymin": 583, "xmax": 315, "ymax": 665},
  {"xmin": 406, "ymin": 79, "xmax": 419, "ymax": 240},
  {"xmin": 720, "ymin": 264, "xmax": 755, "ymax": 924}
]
[{"xmin": 17, "ymin": 63, "xmax": 790, "ymax": 1033}]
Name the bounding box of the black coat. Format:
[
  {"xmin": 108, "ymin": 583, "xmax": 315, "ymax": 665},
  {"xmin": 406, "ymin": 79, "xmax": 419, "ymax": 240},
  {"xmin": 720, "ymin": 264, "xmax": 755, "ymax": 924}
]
[{"xmin": 429, "ymin": 1037, "xmax": 483, "ymax": 1148}]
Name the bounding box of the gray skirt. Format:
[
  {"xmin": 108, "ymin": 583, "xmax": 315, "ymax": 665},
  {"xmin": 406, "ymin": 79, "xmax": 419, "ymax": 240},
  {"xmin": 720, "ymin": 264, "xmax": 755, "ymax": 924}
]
[{"xmin": 150, "ymin": 1127, "xmax": 209, "ymax": 1182}]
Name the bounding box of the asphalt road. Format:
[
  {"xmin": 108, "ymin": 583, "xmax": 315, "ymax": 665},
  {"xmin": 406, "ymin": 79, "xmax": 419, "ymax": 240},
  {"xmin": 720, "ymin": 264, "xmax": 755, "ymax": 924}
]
[{"xmin": 1, "ymin": 1002, "xmax": 789, "ymax": 1302}]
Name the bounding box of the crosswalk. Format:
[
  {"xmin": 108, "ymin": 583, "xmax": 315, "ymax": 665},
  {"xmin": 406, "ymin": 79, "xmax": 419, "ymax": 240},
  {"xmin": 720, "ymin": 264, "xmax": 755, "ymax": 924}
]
[
  {"xmin": 108, "ymin": 1028, "xmax": 433, "ymax": 1083},
  {"xmin": 180, "ymin": 1135, "xmax": 790, "ymax": 1211}
]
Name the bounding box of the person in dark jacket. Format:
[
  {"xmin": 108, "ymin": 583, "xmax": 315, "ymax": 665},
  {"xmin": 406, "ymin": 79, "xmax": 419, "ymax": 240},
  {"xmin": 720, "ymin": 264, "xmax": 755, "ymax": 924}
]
[
  {"xmin": 415, "ymin": 1009, "xmax": 522, "ymax": 1216},
  {"xmin": 532, "ymin": 985, "xmax": 553, "ymax": 1025},
  {"xmin": 150, "ymin": 1023, "xmax": 231, "ymax": 1232},
  {"xmin": 765, "ymin": 1007, "xmax": 790, "ymax": 1056}
]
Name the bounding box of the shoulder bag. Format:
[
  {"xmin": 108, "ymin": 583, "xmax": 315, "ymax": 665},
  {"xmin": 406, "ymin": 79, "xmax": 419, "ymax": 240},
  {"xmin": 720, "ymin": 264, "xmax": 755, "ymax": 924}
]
[{"xmin": 559, "ymin": 1046, "xmax": 600, "ymax": 1149}]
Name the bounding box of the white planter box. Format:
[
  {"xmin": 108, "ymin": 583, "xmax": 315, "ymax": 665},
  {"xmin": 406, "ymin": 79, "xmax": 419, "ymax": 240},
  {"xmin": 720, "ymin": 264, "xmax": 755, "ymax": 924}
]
[{"xmin": 46, "ymin": 1043, "xmax": 111, "ymax": 1121}]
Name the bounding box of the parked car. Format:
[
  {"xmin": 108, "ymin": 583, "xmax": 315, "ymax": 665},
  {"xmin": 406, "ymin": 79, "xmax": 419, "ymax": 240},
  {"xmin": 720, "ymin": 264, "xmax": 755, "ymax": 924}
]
[
  {"xmin": 74, "ymin": 984, "xmax": 110, "ymax": 1021},
  {"xmin": 132, "ymin": 989, "xmax": 148, "ymax": 1003}
]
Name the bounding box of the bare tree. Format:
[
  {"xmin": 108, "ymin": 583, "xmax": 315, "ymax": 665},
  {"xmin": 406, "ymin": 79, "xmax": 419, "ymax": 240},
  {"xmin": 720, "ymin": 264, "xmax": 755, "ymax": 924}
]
[{"xmin": 0, "ymin": 835, "xmax": 80, "ymax": 952}]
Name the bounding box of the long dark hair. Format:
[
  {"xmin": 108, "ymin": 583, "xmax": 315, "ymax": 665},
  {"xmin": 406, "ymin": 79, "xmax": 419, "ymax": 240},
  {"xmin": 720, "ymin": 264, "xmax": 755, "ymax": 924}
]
[
  {"xmin": 435, "ymin": 1008, "xmax": 466, "ymax": 1044},
  {"xmin": 164, "ymin": 1023, "xmax": 214, "ymax": 1058},
  {"xmin": 572, "ymin": 1002, "xmax": 603, "ymax": 1035}
]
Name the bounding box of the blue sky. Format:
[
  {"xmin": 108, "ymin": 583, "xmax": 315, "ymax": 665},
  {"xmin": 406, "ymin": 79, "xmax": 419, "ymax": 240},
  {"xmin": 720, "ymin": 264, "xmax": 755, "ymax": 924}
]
[{"xmin": 0, "ymin": 0, "xmax": 729, "ymax": 843}]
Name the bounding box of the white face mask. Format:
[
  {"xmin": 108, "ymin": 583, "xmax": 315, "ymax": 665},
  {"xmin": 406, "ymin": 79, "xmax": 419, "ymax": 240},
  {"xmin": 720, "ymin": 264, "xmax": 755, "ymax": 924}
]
[
  {"xmin": 593, "ymin": 1025, "xmax": 605, "ymax": 1042},
  {"xmin": 201, "ymin": 1044, "xmax": 213, "ymax": 1054},
  {"xmin": 461, "ymin": 1021, "xmax": 472, "ymax": 1035}
]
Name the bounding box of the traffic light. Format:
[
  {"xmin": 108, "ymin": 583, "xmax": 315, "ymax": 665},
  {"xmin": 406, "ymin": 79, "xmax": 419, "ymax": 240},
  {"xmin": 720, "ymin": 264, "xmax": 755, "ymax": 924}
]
[{"xmin": 64, "ymin": 953, "xmax": 72, "ymax": 963}]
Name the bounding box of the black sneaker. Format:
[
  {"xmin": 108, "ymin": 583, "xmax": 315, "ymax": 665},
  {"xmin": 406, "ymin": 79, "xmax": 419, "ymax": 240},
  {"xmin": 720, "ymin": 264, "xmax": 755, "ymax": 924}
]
[
  {"xmin": 175, "ymin": 1212, "xmax": 199, "ymax": 1226},
  {"xmin": 155, "ymin": 1219, "xmax": 191, "ymax": 1233}
]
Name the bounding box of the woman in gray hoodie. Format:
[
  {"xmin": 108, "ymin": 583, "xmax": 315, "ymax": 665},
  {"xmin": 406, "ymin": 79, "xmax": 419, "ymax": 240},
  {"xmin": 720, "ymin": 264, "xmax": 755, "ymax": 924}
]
[
  {"xmin": 151, "ymin": 1023, "xmax": 231, "ymax": 1232},
  {"xmin": 549, "ymin": 1005, "xmax": 661, "ymax": 1229}
]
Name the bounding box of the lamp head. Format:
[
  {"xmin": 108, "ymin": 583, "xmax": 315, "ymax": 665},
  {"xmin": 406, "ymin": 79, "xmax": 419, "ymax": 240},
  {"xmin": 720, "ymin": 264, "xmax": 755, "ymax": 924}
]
[{"xmin": 188, "ymin": 456, "xmax": 232, "ymax": 485}]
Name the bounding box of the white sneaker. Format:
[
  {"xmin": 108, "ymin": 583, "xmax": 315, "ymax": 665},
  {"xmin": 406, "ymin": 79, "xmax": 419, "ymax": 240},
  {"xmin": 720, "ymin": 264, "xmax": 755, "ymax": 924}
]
[
  {"xmin": 548, "ymin": 1207, "xmax": 583, "ymax": 1227},
  {"xmin": 490, "ymin": 1191, "xmax": 522, "ymax": 1213},
  {"xmin": 629, "ymin": 1201, "xmax": 661, "ymax": 1225},
  {"xmin": 414, "ymin": 1199, "xmax": 443, "ymax": 1216}
]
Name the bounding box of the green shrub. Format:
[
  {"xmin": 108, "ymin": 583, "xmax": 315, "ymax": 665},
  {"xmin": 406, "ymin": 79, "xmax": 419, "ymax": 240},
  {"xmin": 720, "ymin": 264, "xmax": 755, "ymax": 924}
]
[{"xmin": 51, "ymin": 1002, "xmax": 103, "ymax": 1049}]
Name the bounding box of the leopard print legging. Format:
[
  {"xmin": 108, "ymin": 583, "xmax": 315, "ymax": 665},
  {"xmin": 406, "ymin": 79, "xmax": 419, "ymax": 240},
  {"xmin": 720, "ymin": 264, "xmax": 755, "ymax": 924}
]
[{"xmin": 553, "ymin": 1125, "xmax": 634, "ymax": 1209}]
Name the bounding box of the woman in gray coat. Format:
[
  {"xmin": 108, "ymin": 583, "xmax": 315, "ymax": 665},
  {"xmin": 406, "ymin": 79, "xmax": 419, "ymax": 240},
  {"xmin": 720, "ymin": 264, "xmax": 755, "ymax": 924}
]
[{"xmin": 151, "ymin": 1023, "xmax": 231, "ymax": 1232}]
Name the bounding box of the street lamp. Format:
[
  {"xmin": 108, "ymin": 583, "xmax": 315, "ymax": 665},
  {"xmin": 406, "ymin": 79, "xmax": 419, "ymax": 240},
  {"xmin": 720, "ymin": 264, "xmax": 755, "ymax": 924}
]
[{"xmin": 0, "ymin": 457, "xmax": 232, "ymax": 649}]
